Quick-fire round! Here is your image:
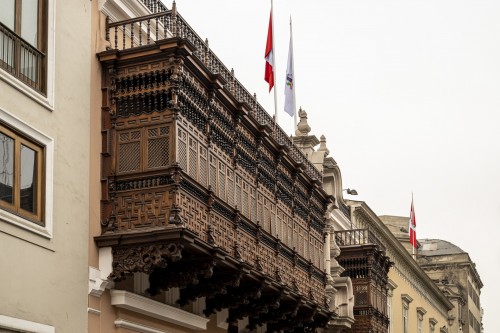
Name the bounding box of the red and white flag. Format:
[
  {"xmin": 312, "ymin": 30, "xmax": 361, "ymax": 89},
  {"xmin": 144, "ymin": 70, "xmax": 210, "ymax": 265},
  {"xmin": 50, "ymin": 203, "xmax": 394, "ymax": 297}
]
[
  {"xmin": 409, "ymin": 198, "xmax": 417, "ymax": 248},
  {"xmin": 264, "ymin": 11, "xmax": 274, "ymax": 91}
]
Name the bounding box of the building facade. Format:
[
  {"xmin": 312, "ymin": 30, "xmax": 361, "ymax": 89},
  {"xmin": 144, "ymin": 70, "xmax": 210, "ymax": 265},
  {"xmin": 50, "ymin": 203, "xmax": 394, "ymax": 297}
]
[
  {"xmin": 351, "ymin": 205, "xmax": 454, "ymax": 333},
  {"xmin": 0, "ymin": 0, "xmax": 91, "ymax": 331},
  {"xmin": 417, "ymin": 239, "xmax": 483, "ymax": 333}
]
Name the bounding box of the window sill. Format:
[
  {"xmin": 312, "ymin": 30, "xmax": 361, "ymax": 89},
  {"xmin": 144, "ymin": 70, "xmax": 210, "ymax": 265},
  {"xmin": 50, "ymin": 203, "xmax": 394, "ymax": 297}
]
[
  {"xmin": 0, "ymin": 67, "xmax": 54, "ymax": 112},
  {"xmin": 0, "ymin": 208, "xmax": 51, "ymax": 239},
  {"xmin": 0, "ymin": 315, "xmax": 55, "ymax": 333}
]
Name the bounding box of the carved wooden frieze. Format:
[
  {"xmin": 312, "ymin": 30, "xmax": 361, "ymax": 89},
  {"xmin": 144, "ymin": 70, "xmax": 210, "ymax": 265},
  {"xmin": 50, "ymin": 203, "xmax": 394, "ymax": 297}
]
[{"xmin": 110, "ymin": 243, "xmax": 183, "ymax": 281}]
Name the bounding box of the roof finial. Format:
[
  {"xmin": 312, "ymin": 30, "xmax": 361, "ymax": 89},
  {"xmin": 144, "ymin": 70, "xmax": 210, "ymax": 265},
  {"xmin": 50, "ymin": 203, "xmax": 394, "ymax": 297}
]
[
  {"xmin": 318, "ymin": 135, "xmax": 330, "ymax": 156},
  {"xmin": 295, "ymin": 107, "xmax": 311, "ymax": 136}
]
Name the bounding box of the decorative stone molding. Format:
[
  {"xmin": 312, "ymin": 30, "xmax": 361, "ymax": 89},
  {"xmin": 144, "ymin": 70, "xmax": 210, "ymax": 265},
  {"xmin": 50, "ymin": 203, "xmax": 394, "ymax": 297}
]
[
  {"xmin": 89, "ymin": 247, "xmax": 115, "ymax": 297},
  {"xmin": 0, "ymin": 315, "xmax": 55, "ymax": 333},
  {"xmin": 114, "ymin": 319, "xmax": 170, "ymax": 333},
  {"xmin": 401, "ymin": 293, "xmax": 414, "ymax": 305},
  {"xmin": 111, "ymin": 289, "xmax": 210, "ymax": 330},
  {"xmin": 89, "ymin": 266, "xmax": 112, "ymax": 297},
  {"xmin": 417, "ymin": 307, "xmax": 427, "ymax": 320}
]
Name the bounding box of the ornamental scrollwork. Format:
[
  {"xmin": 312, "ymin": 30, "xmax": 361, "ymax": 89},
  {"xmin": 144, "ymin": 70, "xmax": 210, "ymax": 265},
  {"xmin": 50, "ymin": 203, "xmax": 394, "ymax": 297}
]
[{"xmin": 110, "ymin": 243, "xmax": 183, "ymax": 281}]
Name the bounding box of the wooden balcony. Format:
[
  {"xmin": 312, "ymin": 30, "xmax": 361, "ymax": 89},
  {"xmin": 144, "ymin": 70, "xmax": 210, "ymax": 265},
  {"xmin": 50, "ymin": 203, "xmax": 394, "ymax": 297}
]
[
  {"xmin": 335, "ymin": 229, "xmax": 392, "ymax": 333},
  {"xmin": 96, "ymin": 4, "xmax": 333, "ymax": 332}
]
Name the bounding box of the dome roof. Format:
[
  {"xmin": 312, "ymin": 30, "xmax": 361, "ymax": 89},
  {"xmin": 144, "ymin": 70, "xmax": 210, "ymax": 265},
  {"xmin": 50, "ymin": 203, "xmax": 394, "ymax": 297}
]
[{"xmin": 418, "ymin": 239, "xmax": 466, "ymax": 256}]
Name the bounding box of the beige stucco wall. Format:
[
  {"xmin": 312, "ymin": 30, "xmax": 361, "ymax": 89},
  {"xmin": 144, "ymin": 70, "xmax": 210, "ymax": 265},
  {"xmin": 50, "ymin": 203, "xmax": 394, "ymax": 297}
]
[
  {"xmin": 0, "ymin": 0, "xmax": 91, "ymax": 332},
  {"xmin": 388, "ymin": 269, "xmax": 450, "ymax": 333}
]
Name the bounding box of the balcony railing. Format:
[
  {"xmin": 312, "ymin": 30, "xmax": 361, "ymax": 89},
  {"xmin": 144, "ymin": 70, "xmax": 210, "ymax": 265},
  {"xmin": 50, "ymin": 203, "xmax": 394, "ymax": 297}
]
[
  {"xmin": 104, "ymin": 7, "xmax": 323, "ymax": 183},
  {"xmin": 0, "ymin": 22, "xmax": 44, "ymax": 93},
  {"xmin": 140, "ymin": 0, "xmax": 168, "ymax": 13},
  {"xmin": 335, "ymin": 228, "xmax": 386, "ymax": 252}
]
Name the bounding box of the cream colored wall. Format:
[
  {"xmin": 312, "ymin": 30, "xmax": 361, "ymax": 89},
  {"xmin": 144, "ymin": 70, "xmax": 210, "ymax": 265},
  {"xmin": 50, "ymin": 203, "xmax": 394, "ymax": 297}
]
[
  {"xmin": 88, "ymin": 1, "xmax": 107, "ymax": 330},
  {"xmin": 0, "ymin": 0, "xmax": 91, "ymax": 332},
  {"xmin": 388, "ymin": 269, "xmax": 449, "ymax": 333}
]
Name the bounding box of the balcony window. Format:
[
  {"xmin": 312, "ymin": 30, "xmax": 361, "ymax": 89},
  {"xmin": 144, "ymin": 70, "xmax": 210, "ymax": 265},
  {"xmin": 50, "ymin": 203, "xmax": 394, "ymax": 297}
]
[
  {"xmin": 0, "ymin": 122, "xmax": 44, "ymax": 225},
  {"xmin": 0, "ymin": 0, "xmax": 47, "ymax": 93}
]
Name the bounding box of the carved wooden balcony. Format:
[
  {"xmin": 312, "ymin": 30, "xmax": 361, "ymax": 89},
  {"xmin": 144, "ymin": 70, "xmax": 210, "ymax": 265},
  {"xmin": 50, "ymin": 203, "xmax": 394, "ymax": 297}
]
[
  {"xmin": 335, "ymin": 229, "xmax": 392, "ymax": 333},
  {"xmin": 95, "ymin": 4, "xmax": 333, "ymax": 332}
]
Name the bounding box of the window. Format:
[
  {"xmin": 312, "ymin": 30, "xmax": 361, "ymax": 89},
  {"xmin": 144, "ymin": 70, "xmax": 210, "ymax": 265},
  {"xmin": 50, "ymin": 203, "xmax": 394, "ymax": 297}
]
[
  {"xmin": 401, "ymin": 294, "xmax": 413, "ymax": 333},
  {"xmin": 417, "ymin": 307, "xmax": 426, "ymax": 333},
  {"xmin": 0, "ymin": 0, "xmax": 47, "ymax": 93},
  {"xmin": 0, "ymin": 122, "xmax": 44, "ymax": 225},
  {"xmin": 429, "ymin": 318, "xmax": 437, "ymax": 333},
  {"xmin": 403, "ymin": 305, "xmax": 409, "ymax": 333}
]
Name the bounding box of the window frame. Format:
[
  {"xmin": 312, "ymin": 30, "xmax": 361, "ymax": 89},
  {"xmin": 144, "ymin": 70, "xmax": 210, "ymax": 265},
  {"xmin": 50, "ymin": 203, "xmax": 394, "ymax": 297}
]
[
  {"xmin": 0, "ymin": 124, "xmax": 44, "ymax": 224},
  {"xmin": 0, "ymin": 108, "xmax": 53, "ymax": 238},
  {"xmin": 401, "ymin": 294, "xmax": 413, "ymax": 333},
  {"xmin": 0, "ymin": 0, "xmax": 48, "ymax": 93},
  {"xmin": 0, "ymin": 0, "xmax": 55, "ymax": 110}
]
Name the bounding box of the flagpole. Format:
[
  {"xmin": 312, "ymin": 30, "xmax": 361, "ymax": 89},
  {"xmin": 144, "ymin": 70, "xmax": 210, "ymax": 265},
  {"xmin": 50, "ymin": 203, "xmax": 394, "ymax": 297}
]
[
  {"xmin": 271, "ymin": 0, "xmax": 278, "ymax": 123},
  {"xmin": 412, "ymin": 192, "xmax": 415, "ymax": 260},
  {"xmin": 290, "ymin": 16, "xmax": 297, "ymax": 130}
]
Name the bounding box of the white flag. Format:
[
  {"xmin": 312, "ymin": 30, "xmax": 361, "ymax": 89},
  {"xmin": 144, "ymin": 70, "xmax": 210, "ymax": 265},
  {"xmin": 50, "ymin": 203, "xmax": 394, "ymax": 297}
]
[{"xmin": 284, "ymin": 27, "xmax": 295, "ymax": 117}]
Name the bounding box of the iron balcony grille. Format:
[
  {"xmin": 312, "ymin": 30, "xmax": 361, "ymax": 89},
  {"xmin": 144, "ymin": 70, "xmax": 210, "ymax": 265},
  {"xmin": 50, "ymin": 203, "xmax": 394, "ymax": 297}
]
[{"xmin": 0, "ymin": 22, "xmax": 45, "ymax": 94}]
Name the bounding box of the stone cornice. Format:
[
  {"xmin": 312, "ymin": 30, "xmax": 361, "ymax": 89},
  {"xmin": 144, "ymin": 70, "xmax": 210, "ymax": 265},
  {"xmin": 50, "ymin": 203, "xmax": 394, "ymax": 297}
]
[
  {"xmin": 111, "ymin": 289, "xmax": 210, "ymax": 330},
  {"xmin": 418, "ymin": 258, "xmax": 483, "ymax": 290}
]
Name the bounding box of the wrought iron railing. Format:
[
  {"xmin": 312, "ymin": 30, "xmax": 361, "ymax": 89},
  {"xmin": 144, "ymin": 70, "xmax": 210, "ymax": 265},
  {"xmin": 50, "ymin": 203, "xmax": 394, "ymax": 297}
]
[
  {"xmin": 0, "ymin": 22, "xmax": 44, "ymax": 93},
  {"xmin": 335, "ymin": 228, "xmax": 386, "ymax": 252},
  {"xmin": 104, "ymin": 6, "xmax": 323, "ymax": 182}
]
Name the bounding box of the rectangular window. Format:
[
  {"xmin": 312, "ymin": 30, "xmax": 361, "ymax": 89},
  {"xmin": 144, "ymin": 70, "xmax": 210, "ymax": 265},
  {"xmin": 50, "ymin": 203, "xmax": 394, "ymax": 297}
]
[
  {"xmin": 403, "ymin": 306, "xmax": 409, "ymax": 333},
  {"xmin": 0, "ymin": 122, "xmax": 44, "ymax": 225},
  {"xmin": 0, "ymin": 0, "xmax": 47, "ymax": 93},
  {"xmin": 418, "ymin": 317, "xmax": 422, "ymax": 333},
  {"xmin": 387, "ymin": 295, "xmax": 392, "ymax": 333}
]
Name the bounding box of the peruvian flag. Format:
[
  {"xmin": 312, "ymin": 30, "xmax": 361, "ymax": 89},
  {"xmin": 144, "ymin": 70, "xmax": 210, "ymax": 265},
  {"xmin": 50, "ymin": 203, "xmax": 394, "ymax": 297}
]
[
  {"xmin": 264, "ymin": 11, "xmax": 274, "ymax": 91},
  {"xmin": 409, "ymin": 199, "xmax": 417, "ymax": 248}
]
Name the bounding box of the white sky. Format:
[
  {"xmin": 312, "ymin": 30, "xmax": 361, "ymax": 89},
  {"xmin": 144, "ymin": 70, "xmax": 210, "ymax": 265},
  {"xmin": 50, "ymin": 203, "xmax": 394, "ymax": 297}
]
[{"xmin": 169, "ymin": 0, "xmax": 500, "ymax": 330}]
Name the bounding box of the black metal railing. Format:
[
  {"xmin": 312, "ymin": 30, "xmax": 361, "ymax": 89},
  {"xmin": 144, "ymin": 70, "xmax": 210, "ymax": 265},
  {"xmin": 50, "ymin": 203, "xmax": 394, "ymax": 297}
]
[
  {"xmin": 0, "ymin": 22, "xmax": 44, "ymax": 93},
  {"xmin": 104, "ymin": 6, "xmax": 323, "ymax": 183}
]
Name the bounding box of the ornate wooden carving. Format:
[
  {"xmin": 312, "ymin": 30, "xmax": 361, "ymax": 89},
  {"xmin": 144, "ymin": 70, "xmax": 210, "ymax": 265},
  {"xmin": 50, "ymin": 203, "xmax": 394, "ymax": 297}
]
[
  {"xmin": 110, "ymin": 243, "xmax": 183, "ymax": 281},
  {"xmin": 97, "ymin": 10, "xmax": 334, "ymax": 331},
  {"xmin": 335, "ymin": 230, "xmax": 392, "ymax": 333}
]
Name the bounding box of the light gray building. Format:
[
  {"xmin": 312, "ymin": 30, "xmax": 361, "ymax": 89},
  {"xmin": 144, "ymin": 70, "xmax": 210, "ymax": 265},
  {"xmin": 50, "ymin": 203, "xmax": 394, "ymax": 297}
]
[{"xmin": 418, "ymin": 239, "xmax": 483, "ymax": 333}]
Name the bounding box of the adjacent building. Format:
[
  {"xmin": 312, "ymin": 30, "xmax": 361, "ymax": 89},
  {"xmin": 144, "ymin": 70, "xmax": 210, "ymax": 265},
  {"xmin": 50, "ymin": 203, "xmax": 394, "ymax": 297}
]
[
  {"xmin": 0, "ymin": 0, "xmax": 91, "ymax": 331},
  {"xmin": 418, "ymin": 239, "xmax": 483, "ymax": 333}
]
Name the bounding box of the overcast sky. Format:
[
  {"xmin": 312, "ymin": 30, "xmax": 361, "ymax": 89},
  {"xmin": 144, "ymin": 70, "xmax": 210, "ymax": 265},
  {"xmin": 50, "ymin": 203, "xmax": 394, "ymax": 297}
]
[{"xmin": 170, "ymin": 0, "xmax": 500, "ymax": 330}]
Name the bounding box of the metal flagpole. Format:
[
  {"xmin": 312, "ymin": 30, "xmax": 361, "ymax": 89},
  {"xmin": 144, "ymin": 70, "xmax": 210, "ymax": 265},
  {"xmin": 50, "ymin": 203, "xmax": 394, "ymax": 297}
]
[
  {"xmin": 271, "ymin": 0, "xmax": 279, "ymax": 123},
  {"xmin": 290, "ymin": 16, "xmax": 297, "ymax": 130},
  {"xmin": 412, "ymin": 192, "xmax": 415, "ymax": 260}
]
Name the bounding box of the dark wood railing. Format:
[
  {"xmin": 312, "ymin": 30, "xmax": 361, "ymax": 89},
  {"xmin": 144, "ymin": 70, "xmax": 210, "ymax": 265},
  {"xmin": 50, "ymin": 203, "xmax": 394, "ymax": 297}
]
[
  {"xmin": 104, "ymin": 6, "xmax": 323, "ymax": 183},
  {"xmin": 0, "ymin": 22, "xmax": 44, "ymax": 93},
  {"xmin": 335, "ymin": 228, "xmax": 386, "ymax": 252},
  {"xmin": 140, "ymin": 0, "xmax": 168, "ymax": 13}
]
